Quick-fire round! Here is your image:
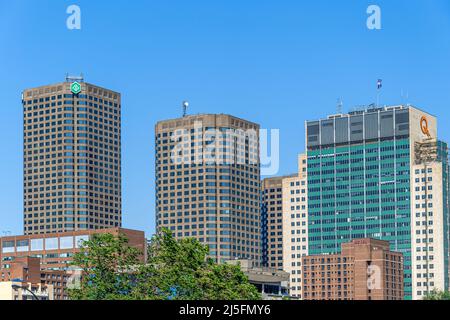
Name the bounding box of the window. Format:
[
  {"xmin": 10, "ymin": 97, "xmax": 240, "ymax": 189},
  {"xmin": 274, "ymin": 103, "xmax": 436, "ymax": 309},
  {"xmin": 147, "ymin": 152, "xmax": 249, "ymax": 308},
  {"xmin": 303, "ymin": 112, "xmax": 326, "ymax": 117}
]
[
  {"xmin": 16, "ymin": 240, "xmax": 29, "ymax": 252},
  {"xmin": 60, "ymin": 237, "xmax": 74, "ymax": 250},
  {"xmin": 30, "ymin": 239, "xmax": 44, "ymax": 251},
  {"xmin": 2, "ymin": 240, "xmax": 15, "ymax": 253},
  {"xmin": 45, "ymin": 238, "xmax": 58, "ymax": 250}
]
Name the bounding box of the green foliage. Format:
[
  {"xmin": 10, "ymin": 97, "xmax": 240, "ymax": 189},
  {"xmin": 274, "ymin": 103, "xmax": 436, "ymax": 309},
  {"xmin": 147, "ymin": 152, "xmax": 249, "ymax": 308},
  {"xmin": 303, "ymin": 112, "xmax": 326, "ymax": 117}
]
[
  {"xmin": 423, "ymin": 289, "xmax": 450, "ymax": 300},
  {"xmin": 195, "ymin": 263, "xmax": 261, "ymax": 300},
  {"xmin": 68, "ymin": 233, "xmax": 141, "ymax": 300},
  {"xmin": 69, "ymin": 229, "xmax": 261, "ymax": 301}
]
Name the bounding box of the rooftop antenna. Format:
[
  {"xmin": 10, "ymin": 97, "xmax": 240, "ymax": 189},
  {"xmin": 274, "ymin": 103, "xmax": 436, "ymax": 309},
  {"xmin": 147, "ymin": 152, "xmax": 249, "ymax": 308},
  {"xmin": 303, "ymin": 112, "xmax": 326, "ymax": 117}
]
[
  {"xmin": 401, "ymin": 89, "xmax": 411, "ymax": 106},
  {"xmin": 182, "ymin": 101, "xmax": 189, "ymax": 117},
  {"xmin": 66, "ymin": 73, "xmax": 84, "ymax": 82},
  {"xmin": 337, "ymin": 98, "xmax": 343, "ymax": 114}
]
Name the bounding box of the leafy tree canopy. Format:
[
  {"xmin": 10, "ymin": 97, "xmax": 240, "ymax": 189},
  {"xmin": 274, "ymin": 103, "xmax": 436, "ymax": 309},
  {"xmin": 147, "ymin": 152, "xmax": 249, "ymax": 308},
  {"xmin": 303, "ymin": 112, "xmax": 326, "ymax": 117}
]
[
  {"xmin": 423, "ymin": 289, "xmax": 450, "ymax": 300},
  {"xmin": 69, "ymin": 229, "xmax": 261, "ymax": 301}
]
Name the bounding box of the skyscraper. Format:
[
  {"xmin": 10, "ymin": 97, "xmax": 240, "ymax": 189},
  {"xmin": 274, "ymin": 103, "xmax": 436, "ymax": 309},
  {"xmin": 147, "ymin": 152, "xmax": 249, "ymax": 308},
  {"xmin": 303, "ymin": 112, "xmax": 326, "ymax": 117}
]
[
  {"xmin": 22, "ymin": 78, "xmax": 122, "ymax": 235},
  {"xmin": 305, "ymin": 105, "xmax": 449, "ymax": 299},
  {"xmin": 411, "ymin": 138, "xmax": 449, "ymax": 299},
  {"xmin": 262, "ymin": 154, "xmax": 308, "ymax": 298},
  {"xmin": 281, "ymin": 154, "xmax": 308, "ymax": 299},
  {"xmin": 261, "ymin": 174, "xmax": 295, "ymax": 269},
  {"xmin": 155, "ymin": 114, "xmax": 261, "ymax": 263}
]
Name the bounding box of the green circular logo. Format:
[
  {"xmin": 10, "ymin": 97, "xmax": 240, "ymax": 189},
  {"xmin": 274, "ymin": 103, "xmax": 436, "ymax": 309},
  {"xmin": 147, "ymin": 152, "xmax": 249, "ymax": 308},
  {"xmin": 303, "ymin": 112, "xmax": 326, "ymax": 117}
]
[{"xmin": 71, "ymin": 82, "xmax": 82, "ymax": 95}]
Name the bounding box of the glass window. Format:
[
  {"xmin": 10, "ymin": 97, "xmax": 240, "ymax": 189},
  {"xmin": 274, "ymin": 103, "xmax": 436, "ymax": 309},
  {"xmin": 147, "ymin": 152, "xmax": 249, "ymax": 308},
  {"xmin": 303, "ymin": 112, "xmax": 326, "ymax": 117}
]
[
  {"xmin": 75, "ymin": 235, "xmax": 89, "ymax": 248},
  {"xmin": 2, "ymin": 240, "xmax": 15, "ymax": 254},
  {"xmin": 30, "ymin": 239, "xmax": 44, "ymax": 251},
  {"xmin": 16, "ymin": 240, "xmax": 29, "ymax": 252},
  {"xmin": 45, "ymin": 238, "xmax": 59, "ymax": 251},
  {"xmin": 60, "ymin": 237, "xmax": 74, "ymax": 250}
]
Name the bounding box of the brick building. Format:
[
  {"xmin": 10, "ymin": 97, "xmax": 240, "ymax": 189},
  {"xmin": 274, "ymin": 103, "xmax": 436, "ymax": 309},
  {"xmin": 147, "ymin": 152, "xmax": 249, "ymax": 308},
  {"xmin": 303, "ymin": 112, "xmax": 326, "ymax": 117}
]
[
  {"xmin": 0, "ymin": 228, "xmax": 145, "ymax": 270},
  {"xmin": 0, "ymin": 228, "xmax": 146, "ymax": 300},
  {"xmin": 302, "ymin": 238, "xmax": 404, "ymax": 300},
  {"xmin": 0, "ymin": 257, "xmax": 66, "ymax": 300}
]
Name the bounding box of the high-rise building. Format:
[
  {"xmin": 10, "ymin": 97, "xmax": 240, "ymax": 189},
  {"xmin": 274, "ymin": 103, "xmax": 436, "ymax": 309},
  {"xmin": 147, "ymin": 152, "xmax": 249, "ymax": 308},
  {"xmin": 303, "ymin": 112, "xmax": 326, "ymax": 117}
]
[
  {"xmin": 22, "ymin": 78, "xmax": 122, "ymax": 234},
  {"xmin": 261, "ymin": 174, "xmax": 295, "ymax": 269},
  {"xmin": 302, "ymin": 238, "xmax": 404, "ymax": 300},
  {"xmin": 411, "ymin": 138, "xmax": 450, "ymax": 299},
  {"xmin": 281, "ymin": 154, "xmax": 308, "ymax": 298},
  {"xmin": 305, "ymin": 105, "xmax": 449, "ymax": 299},
  {"xmin": 261, "ymin": 155, "xmax": 308, "ymax": 298},
  {"xmin": 155, "ymin": 114, "xmax": 261, "ymax": 263}
]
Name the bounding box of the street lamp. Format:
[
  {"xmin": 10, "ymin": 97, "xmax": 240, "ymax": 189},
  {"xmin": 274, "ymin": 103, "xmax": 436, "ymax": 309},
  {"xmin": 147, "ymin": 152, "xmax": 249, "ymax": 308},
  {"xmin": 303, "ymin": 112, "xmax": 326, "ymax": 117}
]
[{"xmin": 11, "ymin": 284, "xmax": 40, "ymax": 301}]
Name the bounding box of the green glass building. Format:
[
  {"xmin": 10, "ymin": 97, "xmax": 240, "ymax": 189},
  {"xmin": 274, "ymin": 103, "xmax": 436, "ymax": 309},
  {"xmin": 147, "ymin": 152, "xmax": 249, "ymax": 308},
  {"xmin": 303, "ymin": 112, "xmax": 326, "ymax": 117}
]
[{"xmin": 306, "ymin": 106, "xmax": 449, "ymax": 300}]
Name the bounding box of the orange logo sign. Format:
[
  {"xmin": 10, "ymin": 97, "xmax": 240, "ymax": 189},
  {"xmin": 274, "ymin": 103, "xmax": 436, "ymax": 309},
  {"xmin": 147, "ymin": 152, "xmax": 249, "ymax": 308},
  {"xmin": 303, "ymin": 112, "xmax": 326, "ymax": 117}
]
[{"xmin": 420, "ymin": 116, "xmax": 431, "ymax": 138}]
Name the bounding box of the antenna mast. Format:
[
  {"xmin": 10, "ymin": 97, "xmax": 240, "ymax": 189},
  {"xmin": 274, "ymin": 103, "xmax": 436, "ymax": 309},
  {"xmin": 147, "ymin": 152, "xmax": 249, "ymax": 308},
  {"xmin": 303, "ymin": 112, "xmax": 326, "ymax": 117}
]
[
  {"xmin": 337, "ymin": 98, "xmax": 343, "ymax": 114},
  {"xmin": 66, "ymin": 73, "xmax": 84, "ymax": 82},
  {"xmin": 182, "ymin": 101, "xmax": 189, "ymax": 117}
]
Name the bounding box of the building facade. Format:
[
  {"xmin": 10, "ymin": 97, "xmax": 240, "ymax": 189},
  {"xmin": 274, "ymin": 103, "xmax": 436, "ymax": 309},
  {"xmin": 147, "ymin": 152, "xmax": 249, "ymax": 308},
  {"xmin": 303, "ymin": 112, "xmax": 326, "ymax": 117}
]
[
  {"xmin": 226, "ymin": 259, "xmax": 290, "ymax": 300},
  {"xmin": 302, "ymin": 238, "xmax": 404, "ymax": 300},
  {"xmin": 22, "ymin": 78, "xmax": 122, "ymax": 234},
  {"xmin": 0, "ymin": 281, "xmax": 54, "ymax": 301},
  {"xmin": 262, "ymin": 175, "xmax": 295, "ymax": 269},
  {"xmin": 411, "ymin": 138, "xmax": 450, "ymax": 299},
  {"xmin": 0, "ymin": 228, "xmax": 145, "ymax": 271},
  {"xmin": 0, "ymin": 257, "xmax": 65, "ymax": 300},
  {"xmin": 281, "ymin": 154, "xmax": 309, "ymax": 298},
  {"xmin": 261, "ymin": 155, "xmax": 308, "ymax": 298},
  {"xmin": 306, "ymin": 105, "xmax": 450, "ymax": 299},
  {"xmin": 155, "ymin": 114, "xmax": 261, "ymax": 263}
]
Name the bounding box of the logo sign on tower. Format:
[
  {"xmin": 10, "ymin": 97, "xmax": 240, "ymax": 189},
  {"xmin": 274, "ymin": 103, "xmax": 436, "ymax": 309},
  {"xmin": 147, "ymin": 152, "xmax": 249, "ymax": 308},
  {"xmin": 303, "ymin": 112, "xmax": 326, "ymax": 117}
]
[
  {"xmin": 71, "ymin": 82, "xmax": 82, "ymax": 95},
  {"xmin": 420, "ymin": 116, "xmax": 431, "ymax": 138}
]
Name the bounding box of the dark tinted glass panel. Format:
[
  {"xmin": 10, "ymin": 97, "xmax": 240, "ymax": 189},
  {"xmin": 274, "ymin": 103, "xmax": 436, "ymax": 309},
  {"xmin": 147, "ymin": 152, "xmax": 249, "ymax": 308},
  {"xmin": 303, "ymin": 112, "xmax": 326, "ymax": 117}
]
[{"xmin": 335, "ymin": 117, "xmax": 349, "ymax": 144}]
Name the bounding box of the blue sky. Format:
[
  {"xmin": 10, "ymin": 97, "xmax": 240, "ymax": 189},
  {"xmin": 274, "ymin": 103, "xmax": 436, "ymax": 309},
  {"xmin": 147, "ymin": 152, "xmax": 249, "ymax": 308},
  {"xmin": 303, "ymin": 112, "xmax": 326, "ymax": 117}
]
[{"xmin": 1, "ymin": 0, "xmax": 450, "ymax": 236}]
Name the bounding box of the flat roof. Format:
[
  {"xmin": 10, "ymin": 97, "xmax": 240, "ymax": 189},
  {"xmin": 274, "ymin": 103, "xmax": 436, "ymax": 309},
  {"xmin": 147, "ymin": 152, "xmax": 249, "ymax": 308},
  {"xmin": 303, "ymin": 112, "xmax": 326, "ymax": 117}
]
[
  {"xmin": 156, "ymin": 113, "xmax": 260, "ymax": 129},
  {"xmin": 306, "ymin": 105, "xmax": 436, "ymax": 123}
]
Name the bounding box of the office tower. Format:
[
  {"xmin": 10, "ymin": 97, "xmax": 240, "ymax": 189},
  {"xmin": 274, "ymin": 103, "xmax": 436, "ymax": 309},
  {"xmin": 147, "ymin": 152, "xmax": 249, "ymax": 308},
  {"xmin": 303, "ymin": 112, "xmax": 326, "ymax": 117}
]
[
  {"xmin": 261, "ymin": 175, "xmax": 295, "ymax": 269},
  {"xmin": 22, "ymin": 78, "xmax": 122, "ymax": 235},
  {"xmin": 155, "ymin": 114, "xmax": 261, "ymax": 263},
  {"xmin": 302, "ymin": 238, "xmax": 404, "ymax": 300},
  {"xmin": 261, "ymin": 155, "xmax": 308, "ymax": 297},
  {"xmin": 411, "ymin": 139, "xmax": 449, "ymax": 299},
  {"xmin": 281, "ymin": 154, "xmax": 308, "ymax": 299},
  {"xmin": 305, "ymin": 105, "xmax": 449, "ymax": 299}
]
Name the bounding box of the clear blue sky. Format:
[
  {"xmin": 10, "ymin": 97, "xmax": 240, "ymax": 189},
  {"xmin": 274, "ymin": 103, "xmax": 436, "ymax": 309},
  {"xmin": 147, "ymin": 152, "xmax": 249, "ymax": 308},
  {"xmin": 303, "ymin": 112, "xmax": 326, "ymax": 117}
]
[{"xmin": 1, "ymin": 0, "xmax": 450, "ymax": 236}]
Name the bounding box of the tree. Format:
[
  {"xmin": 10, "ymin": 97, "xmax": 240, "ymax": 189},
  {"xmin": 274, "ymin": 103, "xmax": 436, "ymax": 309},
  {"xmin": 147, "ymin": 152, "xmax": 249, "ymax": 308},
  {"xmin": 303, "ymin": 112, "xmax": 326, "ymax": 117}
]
[
  {"xmin": 133, "ymin": 229, "xmax": 261, "ymax": 300},
  {"xmin": 69, "ymin": 229, "xmax": 261, "ymax": 300},
  {"xmin": 423, "ymin": 289, "xmax": 450, "ymax": 300},
  {"xmin": 195, "ymin": 263, "xmax": 261, "ymax": 300},
  {"xmin": 68, "ymin": 233, "xmax": 142, "ymax": 300}
]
